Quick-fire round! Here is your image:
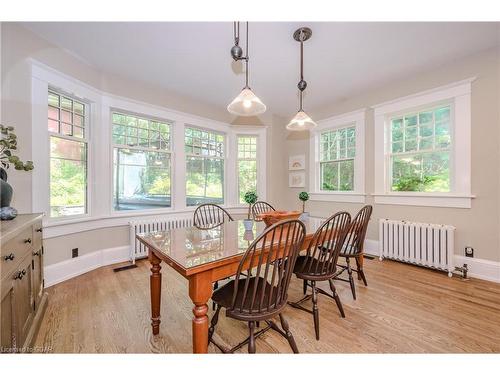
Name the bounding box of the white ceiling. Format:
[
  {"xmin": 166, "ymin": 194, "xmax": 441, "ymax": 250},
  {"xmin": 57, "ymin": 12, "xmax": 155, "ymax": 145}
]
[{"xmin": 22, "ymin": 22, "xmax": 499, "ymax": 118}]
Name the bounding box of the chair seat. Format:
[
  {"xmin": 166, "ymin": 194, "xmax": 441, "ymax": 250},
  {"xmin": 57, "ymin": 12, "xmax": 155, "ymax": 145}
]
[
  {"xmin": 293, "ymin": 255, "xmax": 335, "ymax": 279},
  {"xmin": 212, "ymin": 277, "xmax": 281, "ymax": 311}
]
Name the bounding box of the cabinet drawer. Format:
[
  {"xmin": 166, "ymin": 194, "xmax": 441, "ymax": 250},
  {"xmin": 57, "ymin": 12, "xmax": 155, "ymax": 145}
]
[
  {"xmin": 1, "ymin": 227, "xmax": 32, "ymax": 279},
  {"xmin": 32, "ymin": 221, "xmax": 43, "ymax": 252}
]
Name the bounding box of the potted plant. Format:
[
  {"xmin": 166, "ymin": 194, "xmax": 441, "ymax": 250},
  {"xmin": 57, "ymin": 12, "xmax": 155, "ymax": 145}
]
[
  {"xmin": 298, "ymin": 191, "xmax": 310, "ymax": 219},
  {"xmin": 0, "ymin": 124, "xmax": 34, "ymax": 220},
  {"xmin": 243, "ymin": 191, "xmax": 258, "ymax": 230}
]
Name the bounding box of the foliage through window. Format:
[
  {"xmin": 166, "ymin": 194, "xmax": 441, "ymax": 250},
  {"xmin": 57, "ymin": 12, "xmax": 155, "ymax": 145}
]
[
  {"xmin": 48, "ymin": 90, "xmax": 87, "ymax": 218},
  {"xmin": 112, "ymin": 112, "xmax": 172, "ymax": 210},
  {"xmin": 237, "ymin": 135, "xmax": 257, "ymax": 204},
  {"xmin": 389, "ymin": 105, "xmax": 451, "ymax": 192},
  {"xmin": 319, "ymin": 126, "xmax": 355, "ymax": 191},
  {"xmin": 185, "ymin": 127, "xmax": 225, "ymax": 206}
]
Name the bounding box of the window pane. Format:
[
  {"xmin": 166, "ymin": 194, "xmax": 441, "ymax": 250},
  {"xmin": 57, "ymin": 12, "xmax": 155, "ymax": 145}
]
[
  {"xmin": 320, "ymin": 162, "xmax": 339, "ymax": 191},
  {"xmin": 391, "ymin": 152, "xmax": 449, "ymax": 192},
  {"xmin": 320, "ymin": 125, "xmax": 355, "ymax": 162},
  {"xmin": 50, "ymin": 136, "xmax": 87, "ymax": 217},
  {"xmin": 186, "ymin": 156, "xmax": 224, "ymax": 206},
  {"xmin": 389, "ymin": 105, "xmax": 451, "ymax": 192},
  {"xmin": 238, "ymin": 160, "xmax": 257, "ymax": 203},
  {"xmin": 112, "ymin": 112, "xmax": 171, "ymax": 151},
  {"xmin": 339, "ymin": 160, "xmax": 354, "ymax": 191},
  {"xmin": 114, "ymin": 149, "xmax": 171, "ymax": 210}
]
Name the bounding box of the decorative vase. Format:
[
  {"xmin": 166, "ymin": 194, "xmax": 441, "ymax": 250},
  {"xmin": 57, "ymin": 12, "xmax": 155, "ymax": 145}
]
[
  {"xmin": 243, "ymin": 219, "xmax": 254, "ymax": 231},
  {"xmin": 300, "ymin": 212, "xmax": 310, "ymax": 221},
  {"xmin": 0, "ymin": 168, "xmax": 13, "ymax": 208}
]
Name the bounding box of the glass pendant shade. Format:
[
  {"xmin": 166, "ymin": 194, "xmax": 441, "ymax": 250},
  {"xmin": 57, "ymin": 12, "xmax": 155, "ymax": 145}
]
[
  {"xmin": 227, "ymin": 87, "xmax": 266, "ymax": 116},
  {"xmin": 286, "ymin": 110, "xmax": 317, "ymax": 131}
]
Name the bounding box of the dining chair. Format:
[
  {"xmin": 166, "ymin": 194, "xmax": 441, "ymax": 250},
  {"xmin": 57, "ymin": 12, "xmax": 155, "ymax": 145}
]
[
  {"xmin": 208, "ymin": 219, "xmax": 306, "ymax": 353},
  {"xmin": 193, "ymin": 203, "xmax": 234, "ymax": 228},
  {"xmin": 251, "ymin": 201, "xmax": 276, "ymax": 220},
  {"xmin": 288, "ymin": 211, "xmax": 351, "ymax": 340},
  {"xmin": 193, "ymin": 203, "xmax": 234, "ymax": 309},
  {"xmin": 334, "ymin": 205, "xmax": 373, "ymax": 300}
]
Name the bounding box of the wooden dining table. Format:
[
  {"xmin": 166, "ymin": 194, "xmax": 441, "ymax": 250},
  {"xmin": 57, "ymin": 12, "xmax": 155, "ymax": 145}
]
[{"xmin": 137, "ymin": 217, "xmax": 325, "ymax": 353}]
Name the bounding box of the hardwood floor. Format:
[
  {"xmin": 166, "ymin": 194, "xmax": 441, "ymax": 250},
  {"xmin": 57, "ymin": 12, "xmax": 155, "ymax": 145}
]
[{"xmin": 34, "ymin": 257, "xmax": 500, "ymax": 353}]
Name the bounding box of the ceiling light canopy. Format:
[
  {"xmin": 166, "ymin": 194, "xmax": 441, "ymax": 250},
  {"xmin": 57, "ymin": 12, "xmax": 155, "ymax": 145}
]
[
  {"xmin": 286, "ymin": 27, "xmax": 317, "ymax": 131},
  {"xmin": 227, "ymin": 22, "xmax": 266, "ymax": 117}
]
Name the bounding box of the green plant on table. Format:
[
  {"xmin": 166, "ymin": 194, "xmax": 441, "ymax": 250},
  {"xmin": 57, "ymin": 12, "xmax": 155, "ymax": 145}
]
[
  {"xmin": 243, "ymin": 191, "xmax": 258, "ymax": 220},
  {"xmin": 298, "ymin": 191, "xmax": 309, "ymax": 213}
]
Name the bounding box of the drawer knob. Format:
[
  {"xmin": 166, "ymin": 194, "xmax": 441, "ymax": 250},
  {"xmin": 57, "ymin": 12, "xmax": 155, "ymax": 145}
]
[
  {"xmin": 36, "ymin": 228, "xmax": 43, "ymax": 233},
  {"xmin": 24, "ymin": 238, "xmax": 32, "ymax": 244},
  {"xmin": 33, "ymin": 250, "xmax": 40, "ymax": 256},
  {"xmin": 4, "ymin": 253, "xmax": 15, "ymax": 261},
  {"xmin": 14, "ymin": 271, "xmax": 24, "ymax": 280}
]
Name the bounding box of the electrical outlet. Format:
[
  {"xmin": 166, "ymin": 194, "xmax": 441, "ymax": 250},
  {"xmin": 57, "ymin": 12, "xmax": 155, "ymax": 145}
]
[
  {"xmin": 72, "ymin": 248, "xmax": 79, "ymax": 258},
  {"xmin": 465, "ymin": 247, "xmax": 474, "ymax": 258}
]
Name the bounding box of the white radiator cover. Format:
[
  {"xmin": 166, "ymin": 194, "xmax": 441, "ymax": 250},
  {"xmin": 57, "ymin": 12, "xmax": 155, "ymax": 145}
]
[
  {"xmin": 379, "ymin": 219, "xmax": 455, "ymax": 276},
  {"xmin": 129, "ymin": 216, "xmax": 193, "ymax": 263}
]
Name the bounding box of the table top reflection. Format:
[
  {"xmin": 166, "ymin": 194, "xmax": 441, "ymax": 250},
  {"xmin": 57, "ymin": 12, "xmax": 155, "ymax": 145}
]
[{"xmin": 137, "ymin": 216, "xmax": 325, "ymax": 273}]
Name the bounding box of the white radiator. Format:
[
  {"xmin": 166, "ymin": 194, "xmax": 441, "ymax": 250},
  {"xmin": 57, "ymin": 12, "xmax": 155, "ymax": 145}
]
[
  {"xmin": 129, "ymin": 216, "xmax": 193, "ymax": 263},
  {"xmin": 379, "ymin": 219, "xmax": 455, "ymax": 276}
]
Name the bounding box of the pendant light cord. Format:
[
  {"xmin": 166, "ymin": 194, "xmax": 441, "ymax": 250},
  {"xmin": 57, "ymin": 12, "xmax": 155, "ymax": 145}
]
[
  {"xmin": 299, "ymin": 38, "xmax": 304, "ymax": 111},
  {"xmin": 245, "ymin": 21, "xmax": 249, "ymax": 88}
]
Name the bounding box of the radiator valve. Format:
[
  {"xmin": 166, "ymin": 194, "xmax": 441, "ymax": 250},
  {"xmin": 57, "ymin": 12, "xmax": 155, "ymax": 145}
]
[{"xmin": 454, "ymin": 264, "xmax": 469, "ymax": 280}]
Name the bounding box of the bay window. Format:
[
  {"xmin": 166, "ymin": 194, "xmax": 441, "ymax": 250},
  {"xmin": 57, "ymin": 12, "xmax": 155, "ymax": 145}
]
[
  {"xmin": 48, "ymin": 90, "xmax": 88, "ymax": 218},
  {"xmin": 112, "ymin": 112, "xmax": 172, "ymax": 211},
  {"xmin": 237, "ymin": 135, "xmax": 258, "ymax": 203},
  {"xmin": 185, "ymin": 127, "xmax": 225, "ymax": 206}
]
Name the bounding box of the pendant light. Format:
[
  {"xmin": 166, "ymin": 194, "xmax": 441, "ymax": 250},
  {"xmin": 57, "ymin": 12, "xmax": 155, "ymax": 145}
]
[
  {"xmin": 227, "ymin": 22, "xmax": 266, "ymax": 117},
  {"xmin": 287, "ymin": 27, "xmax": 317, "ymax": 131}
]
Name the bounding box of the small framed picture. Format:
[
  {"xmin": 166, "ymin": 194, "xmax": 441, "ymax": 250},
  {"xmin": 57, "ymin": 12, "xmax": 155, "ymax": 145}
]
[
  {"xmin": 289, "ymin": 154, "xmax": 306, "ymax": 170},
  {"xmin": 289, "ymin": 172, "xmax": 306, "ymax": 188}
]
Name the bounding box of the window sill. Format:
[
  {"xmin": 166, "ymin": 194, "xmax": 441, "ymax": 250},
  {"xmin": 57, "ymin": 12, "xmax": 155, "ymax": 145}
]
[
  {"xmin": 42, "ymin": 206, "xmax": 248, "ymax": 239},
  {"xmin": 372, "ymin": 193, "xmax": 475, "ymax": 208},
  {"xmin": 309, "ymin": 192, "xmax": 366, "ymax": 203}
]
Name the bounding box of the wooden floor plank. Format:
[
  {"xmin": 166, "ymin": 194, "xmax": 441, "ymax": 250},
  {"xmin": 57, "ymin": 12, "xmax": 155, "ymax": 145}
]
[{"xmin": 34, "ymin": 258, "xmax": 500, "ymax": 353}]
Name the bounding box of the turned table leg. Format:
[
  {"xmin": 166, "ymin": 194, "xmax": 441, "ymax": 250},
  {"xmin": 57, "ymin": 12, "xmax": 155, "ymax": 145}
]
[
  {"xmin": 149, "ymin": 251, "xmax": 162, "ymax": 335},
  {"xmin": 189, "ymin": 272, "xmax": 212, "ymax": 353}
]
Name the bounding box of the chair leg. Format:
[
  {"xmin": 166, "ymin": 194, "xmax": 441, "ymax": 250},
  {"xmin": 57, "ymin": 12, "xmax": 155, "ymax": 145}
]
[
  {"xmin": 212, "ymin": 281, "xmax": 219, "ymax": 310},
  {"xmin": 311, "ymin": 281, "xmax": 320, "ymax": 340},
  {"xmin": 355, "ymin": 257, "xmax": 362, "ymax": 280},
  {"xmin": 303, "ymin": 279, "xmax": 308, "ymax": 295},
  {"xmin": 279, "ymin": 313, "xmax": 299, "ymax": 353},
  {"xmin": 346, "ymin": 258, "xmax": 356, "ymax": 300},
  {"xmin": 208, "ymin": 305, "xmax": 222, "ymax": 342},
  {"xmin": 328, "ymin": 279, "xmax": 345, "ymax": 318},
  {"xmin": 356, "ymin": 257, "xmax": 368, "ymax": 286},
  {"xmin": 248, "ymin": 321, "xmax": 256, "ymax": 354}
]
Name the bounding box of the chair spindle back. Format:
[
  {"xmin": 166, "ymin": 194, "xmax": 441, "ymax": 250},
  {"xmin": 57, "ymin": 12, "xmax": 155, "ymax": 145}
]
[
  {"xmin": 342, "ymin": 205, "xmax": 373, "ymax": 256},
  {"xmin": 193, "ymin": 204, "xmax": 234, "ymax": 228},
  {"xmin": 229, "ymin": 219, "xmax": 306, "ymax": 320}
]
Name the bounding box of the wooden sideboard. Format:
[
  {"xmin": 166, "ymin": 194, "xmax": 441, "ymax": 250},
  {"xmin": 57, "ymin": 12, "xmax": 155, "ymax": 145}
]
[{"xmin": 1, "ymin": 214, "xmax": 48, "ymax": 353}]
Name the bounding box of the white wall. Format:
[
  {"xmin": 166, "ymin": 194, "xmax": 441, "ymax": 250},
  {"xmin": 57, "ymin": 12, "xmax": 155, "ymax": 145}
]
[{"xmin": 276, "ymin": 47, "xmax": 500, "ymax": 263}]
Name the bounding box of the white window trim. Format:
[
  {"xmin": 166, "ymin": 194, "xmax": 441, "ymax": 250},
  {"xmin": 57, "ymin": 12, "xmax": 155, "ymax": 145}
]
[
  {"xmin": 309, "ymin": 109, "xmax": 366, "ymax": 203},
  {"xmin": 372, "ymin": 78, "xmax": 475, "ymax": 208},
  {"xmin": 30, "ymin": 60, "xmax": 267, "ymax": 236},
  {"xmin": 109, "ymin": 108, "xmax": 174, "ymax": 213},
  {"xmin": 32, "ymin": 63, "xmax": 101, "ymax": 224},
  {"xmin": 231, "ymin": 127, "xmax": 268, "ymax": 206}
]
